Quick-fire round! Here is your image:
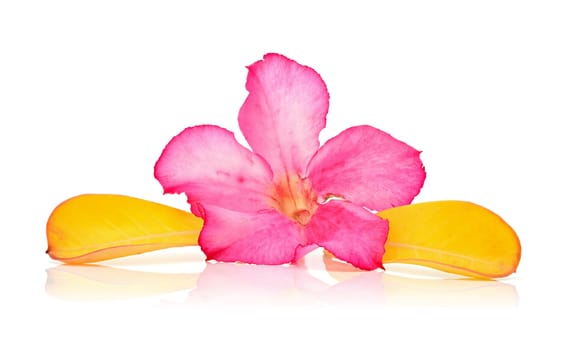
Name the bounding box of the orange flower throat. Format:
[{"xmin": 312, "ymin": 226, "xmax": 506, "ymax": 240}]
[{"xmin": 270, "ymin": 175, "xmax": 318, "ymax": 226}]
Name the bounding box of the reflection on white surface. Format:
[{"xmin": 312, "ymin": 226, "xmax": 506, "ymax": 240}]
[{"xmin": 45, "ymin": 252, "xmax": 519, "ymax": 307}]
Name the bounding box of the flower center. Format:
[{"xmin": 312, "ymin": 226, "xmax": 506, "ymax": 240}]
[{"xmin": 270, "ymin": 175, "xmax": 318, "ymax": 226}]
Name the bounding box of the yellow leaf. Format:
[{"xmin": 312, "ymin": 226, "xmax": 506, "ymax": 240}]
[
  {"xmin": 378, "ymin": 200, "xmax": 521, "ymax": 279},
  {"xmin": 46, "ymin": 194, "xmax": 203, "ymax": 264}
]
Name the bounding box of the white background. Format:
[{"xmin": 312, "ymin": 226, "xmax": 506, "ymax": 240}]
[{"xmin": 1, "ymin": 1, "xmax": 564, "ymax": 349}]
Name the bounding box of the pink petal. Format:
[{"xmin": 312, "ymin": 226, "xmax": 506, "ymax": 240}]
[
  {"xmin": 198, "ymin": 204, "xmax": 306, "ymax": 265},
  {"xmin": 238, "ymin": 53, "xmax": 329, "ymax": 177},
  {"xmin": 307, "ymin": 125, "xmax": 426, "ymax": 211},
  {"xmin": 305, "ymin": 200, "xmax": 388, "ymax": 270},
  {"xmin": 154, "ymin": 125, "xmax": 273, "ymax": 213}
]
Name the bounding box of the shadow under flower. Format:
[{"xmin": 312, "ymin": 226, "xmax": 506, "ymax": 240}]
[
  {"xmin": 46, "ymin": 256, "xmax": 519, "ymax": 307},
  {"xmin": 177, "ymin": 262, "xmax": 386, "ymax": 307}
]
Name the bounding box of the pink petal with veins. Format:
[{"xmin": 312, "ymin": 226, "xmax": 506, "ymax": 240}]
[
  {"xmin": 307, "ymin": 125, "xmax": 425, "ymax": 211},
  {"xmin": 154, "ymin": 125, "xmax": 273, "ymax": 213},
  {"xmin": 306, "ymin": 200, "xmax": 389, "ymax": 270},
  {"xmin": 198, "ymin": 204, "xmax": 306, "ymax": 265},
  {"xmin": 238, "ymin": 53, "xmax": 329, "ymax": 177}
]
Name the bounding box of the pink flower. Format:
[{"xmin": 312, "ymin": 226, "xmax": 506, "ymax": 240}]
[{"xmin": 154, "ymin": 53, "xmax": 425, "ymax": 270}]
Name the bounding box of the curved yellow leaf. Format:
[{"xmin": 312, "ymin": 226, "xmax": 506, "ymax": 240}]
[
  {"xmin": 378, "ymin": 200, "xmax": 521, "ymax": 279},
  {"xmin": 46, "ymin": 194, "xmax": 203, "ymax": 264}
]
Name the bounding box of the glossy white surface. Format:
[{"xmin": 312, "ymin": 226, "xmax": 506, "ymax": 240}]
[{"xmin": 2, "ymin": 1, "xmax": 564, "ymax": 348}]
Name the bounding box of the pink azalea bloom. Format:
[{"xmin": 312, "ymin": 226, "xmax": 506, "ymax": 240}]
[{"xmin": 154, "ymin": 53, "xmax": 425, "ymax": 270}]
